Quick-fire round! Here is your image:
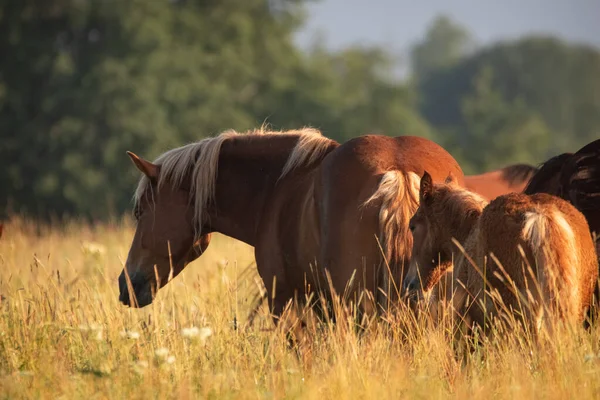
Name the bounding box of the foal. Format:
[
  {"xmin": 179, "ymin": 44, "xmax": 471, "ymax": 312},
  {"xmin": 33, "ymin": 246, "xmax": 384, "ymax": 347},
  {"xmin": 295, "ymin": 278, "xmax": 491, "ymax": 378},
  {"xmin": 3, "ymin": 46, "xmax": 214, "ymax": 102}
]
[{"xmin": 405, "ymin": 172, "xmax": 598, "ymax": 335}]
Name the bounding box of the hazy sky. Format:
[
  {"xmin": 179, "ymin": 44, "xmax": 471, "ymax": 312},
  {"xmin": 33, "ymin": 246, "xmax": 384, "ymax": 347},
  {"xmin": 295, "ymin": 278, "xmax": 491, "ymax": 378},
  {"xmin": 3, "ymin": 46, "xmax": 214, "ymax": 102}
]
[{"xmin": 295, "ymin": 0, "xmax": 600, "ymax": 54}]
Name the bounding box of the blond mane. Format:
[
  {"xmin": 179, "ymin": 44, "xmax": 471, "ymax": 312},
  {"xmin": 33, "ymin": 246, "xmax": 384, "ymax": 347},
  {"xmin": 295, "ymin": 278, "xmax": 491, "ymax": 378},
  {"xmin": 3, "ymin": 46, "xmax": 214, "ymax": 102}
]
[
  {"xmin": 133, "ymin": 127, "xmax": 334, "ymax": 235},
  {"xmin": 437, "ymin": 183, "xmax": 489, "ymax": 223}
]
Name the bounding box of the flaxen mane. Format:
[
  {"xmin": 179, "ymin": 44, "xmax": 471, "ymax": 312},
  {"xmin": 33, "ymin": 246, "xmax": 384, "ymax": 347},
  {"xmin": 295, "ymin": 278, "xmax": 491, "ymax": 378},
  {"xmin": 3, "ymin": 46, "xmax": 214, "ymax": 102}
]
[
  {"xmin": 501, "ymin": 164, "xmax": 539, "ymax": 187},
  {"xmin": 436, "ymin": 184, "xmax": 489, "ymax": 232},
  {"xmin": 134, "ymin": 127, "xmax": 334, "ymax": 235}
]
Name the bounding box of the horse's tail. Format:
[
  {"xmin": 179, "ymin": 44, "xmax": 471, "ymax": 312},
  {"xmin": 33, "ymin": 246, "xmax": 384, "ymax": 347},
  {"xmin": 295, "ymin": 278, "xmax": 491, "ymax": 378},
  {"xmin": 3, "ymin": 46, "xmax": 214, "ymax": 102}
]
[
  {"xmin": 363, "ymin": 170, "xmax": 421, "ymax": 308},
  {"xmin": 522, "ymin": 207, "xmax": 581, "ymax": 328}
]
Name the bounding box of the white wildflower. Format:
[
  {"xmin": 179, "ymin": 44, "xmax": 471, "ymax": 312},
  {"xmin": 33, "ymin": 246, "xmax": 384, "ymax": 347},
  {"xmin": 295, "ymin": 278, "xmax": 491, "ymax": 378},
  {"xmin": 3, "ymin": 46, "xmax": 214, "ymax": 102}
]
[
  {"xmin": 198, "ymin": 327, "xmax": 212, "ymax": 341},
  {"xmin": 120, "ymin": 330, "xmax": 141, "ymax": 340},
  {"xmin": 78, "ymin": 323, "xmax": 104, "ymax": 341},
  {"xmin": 181, "ymin": 326, "xmax": 212, "ymax": 344},
  {"xmin": 81, "ymin": 241, "xmax": 107, "ymax": 256},
  {"xmin": 154, "ymin": 347, "xmax": 170, "ymax": 360},
  {"xmin": 166, "ymin": 355, "xmax": 176, "ymax": 364},
  {"xmin": 133, "ymin": 360, "xmax": 148, "ymax": 375},
  {"xmin": 181, "ymin": 326, "xmax": 200, "ymax": 338}
]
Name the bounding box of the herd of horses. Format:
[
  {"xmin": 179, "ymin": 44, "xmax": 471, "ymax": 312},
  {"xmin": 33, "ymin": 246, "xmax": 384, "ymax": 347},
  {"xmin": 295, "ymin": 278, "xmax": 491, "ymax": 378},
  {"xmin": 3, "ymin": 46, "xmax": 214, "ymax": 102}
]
[{"xmin": 118, "ymin": 128, "xmax": 600, "ymax": 341}]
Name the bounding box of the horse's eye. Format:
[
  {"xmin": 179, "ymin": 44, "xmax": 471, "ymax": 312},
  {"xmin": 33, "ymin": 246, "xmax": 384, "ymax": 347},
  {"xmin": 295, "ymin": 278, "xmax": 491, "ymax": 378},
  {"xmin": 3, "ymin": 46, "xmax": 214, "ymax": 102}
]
[{"xmin": 409, "ymin": 223, "xmax": 416, "ymax": 232}]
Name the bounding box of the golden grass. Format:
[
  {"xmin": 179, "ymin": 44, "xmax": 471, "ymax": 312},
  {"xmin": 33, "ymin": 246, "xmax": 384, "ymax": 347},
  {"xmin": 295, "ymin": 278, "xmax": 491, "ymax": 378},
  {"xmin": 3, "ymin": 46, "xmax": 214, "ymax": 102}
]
[{"xmin": 1, "ymin": 218, "xmax": 600, "ymax": 399}]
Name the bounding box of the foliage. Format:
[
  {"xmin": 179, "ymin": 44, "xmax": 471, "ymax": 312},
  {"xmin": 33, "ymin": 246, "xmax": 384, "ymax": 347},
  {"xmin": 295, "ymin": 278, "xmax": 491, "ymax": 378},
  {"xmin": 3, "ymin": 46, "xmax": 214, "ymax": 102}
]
[
  {"xmin": 418, "ymin": 35, "xmax": 600, "ymax": 167},
  {"xmin": 453, "ymin": 66, "xmax": 552, "ymax": 173},
  {"xmin": 2, "ymin": 6, "xmax": 600, "ymax": 219},
  {"xmin": 410, "ymin": 14, "xmax": 474, "ymax": 83}
]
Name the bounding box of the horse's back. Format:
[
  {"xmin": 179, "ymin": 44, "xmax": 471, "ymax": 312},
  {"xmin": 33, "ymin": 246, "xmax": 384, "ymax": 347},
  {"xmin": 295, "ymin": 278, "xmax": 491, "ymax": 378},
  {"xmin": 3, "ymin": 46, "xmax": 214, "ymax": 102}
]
[{"xmin": 328, "ymin": 135, "xmax": 464, "ymax": 183}]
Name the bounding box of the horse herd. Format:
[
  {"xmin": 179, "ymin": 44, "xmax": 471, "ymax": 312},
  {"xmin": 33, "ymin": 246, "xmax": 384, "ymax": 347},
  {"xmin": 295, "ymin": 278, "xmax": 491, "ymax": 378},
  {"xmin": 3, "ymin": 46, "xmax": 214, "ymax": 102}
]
[{"xmin": 118, "ymin": 128, "xmax": 600, "ymax": 340}]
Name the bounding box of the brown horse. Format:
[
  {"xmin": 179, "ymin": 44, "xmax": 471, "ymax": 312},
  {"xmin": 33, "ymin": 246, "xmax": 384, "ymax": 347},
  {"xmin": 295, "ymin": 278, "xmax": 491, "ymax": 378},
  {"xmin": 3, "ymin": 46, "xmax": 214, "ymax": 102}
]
[
  {"xmin": 118, "ymin": 129, "xmax": 463, "ymax": 327},
  {"xmin": 405, "ymin": 172, "xmax": 598, "ymax": 334},
  {"xmin": 464, "ymin": 164, "xmax": 538, "ymax": 201},
  {"xmin": 524, "ymin": 138, "xmax": 600, "ymax": 239}
]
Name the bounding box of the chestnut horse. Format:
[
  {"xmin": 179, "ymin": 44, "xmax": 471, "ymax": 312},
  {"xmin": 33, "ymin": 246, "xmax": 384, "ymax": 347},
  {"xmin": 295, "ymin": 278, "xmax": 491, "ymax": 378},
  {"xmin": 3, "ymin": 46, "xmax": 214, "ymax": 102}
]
[
  {"xmin": 405, "ymin": 172, "xmax": 598, "ymax": 335},
  {"xmin": 118, "ymin": 129, "xmax": 464, "ymax": 327},
  {"xmin": 464, "ymin": 164, "xmax": 538, "ymax": 201}
]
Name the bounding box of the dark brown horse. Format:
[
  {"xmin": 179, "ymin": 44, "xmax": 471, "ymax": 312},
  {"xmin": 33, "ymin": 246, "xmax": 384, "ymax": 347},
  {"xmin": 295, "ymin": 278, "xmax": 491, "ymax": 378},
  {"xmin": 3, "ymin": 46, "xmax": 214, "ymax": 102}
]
[
  {"xmin": 405, "ymin": 172, "xmax": 598, "ymax": 335},
  {"xmin": 524, "ymin": 139, "xmax": 600, "ymax": 239},
  {"xmin": 465, "ymin": 164, "xmax": 538, "ymax": 201},
  {"xmin": 118, "ymin": 129, "xmax": 464, "ymax": 326}
]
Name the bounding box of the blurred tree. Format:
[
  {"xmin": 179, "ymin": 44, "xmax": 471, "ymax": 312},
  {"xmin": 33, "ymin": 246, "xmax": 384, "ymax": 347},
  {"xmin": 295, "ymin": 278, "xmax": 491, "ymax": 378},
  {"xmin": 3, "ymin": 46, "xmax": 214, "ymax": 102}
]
[
  {"xmin": 419, "ymin": 36, "xmax": 600, "ymax": 169},
  {"xmin": 455, "ymin": 67, "xmax": 551, "ymax": 173},
  {"xmin": 410, "ymin": 15, "xmax": 474, "ymax": 83},
  {"xmin": 257, "ymin": 45, "xmax": 434, "ymax": 143},
  {"xmin": 0, "ymin": 0, "xmax": 312, "ymax": 218}
]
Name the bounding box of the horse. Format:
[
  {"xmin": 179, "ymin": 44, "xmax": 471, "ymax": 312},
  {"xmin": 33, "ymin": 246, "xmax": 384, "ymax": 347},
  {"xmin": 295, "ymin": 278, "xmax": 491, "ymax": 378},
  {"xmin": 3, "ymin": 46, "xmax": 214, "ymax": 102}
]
[
  {"xmin": 464, "ymin": 164, "xmax": 538, "ymax": 201},
  {"xmin": 524, "ymin": 138, "xmax": 600, "ymax": 239},
  {"xmin": 118, "ymin": 128, "xmax": 464, "ymax": 330},
  {"xmin": 404, "ymin": 171, "xmax": 598, "ymax": 336}
]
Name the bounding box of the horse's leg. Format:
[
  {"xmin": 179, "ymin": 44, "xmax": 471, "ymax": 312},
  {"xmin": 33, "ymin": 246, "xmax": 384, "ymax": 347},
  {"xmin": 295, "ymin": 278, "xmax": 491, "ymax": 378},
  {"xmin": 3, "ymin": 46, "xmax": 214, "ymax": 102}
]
[{"xmin": 254, "ymin": 247, "xmax": 308, "ymax": 345}]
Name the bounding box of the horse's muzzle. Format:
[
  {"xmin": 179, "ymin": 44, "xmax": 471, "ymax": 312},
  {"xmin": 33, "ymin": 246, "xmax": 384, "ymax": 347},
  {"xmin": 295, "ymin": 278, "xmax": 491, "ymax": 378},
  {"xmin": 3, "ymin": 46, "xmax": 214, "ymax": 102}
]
[{"xmin": 118, "ymin": 271, "xmax": 154, "ymax": 308}]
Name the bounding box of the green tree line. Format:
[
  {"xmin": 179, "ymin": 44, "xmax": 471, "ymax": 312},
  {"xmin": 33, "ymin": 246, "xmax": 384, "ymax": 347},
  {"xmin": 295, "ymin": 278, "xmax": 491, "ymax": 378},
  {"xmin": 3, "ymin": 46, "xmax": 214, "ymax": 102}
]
[{"xmin": 1, "ymin": 2, "xmax": 599, "ymax": 219}]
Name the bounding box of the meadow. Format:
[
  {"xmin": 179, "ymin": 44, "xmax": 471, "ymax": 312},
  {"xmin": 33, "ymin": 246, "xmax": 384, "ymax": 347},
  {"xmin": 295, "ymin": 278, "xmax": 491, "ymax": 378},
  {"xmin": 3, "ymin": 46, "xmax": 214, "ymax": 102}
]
[{"xmin": 1, "ymin": 218, "xmax": 600, "ymax": 399}]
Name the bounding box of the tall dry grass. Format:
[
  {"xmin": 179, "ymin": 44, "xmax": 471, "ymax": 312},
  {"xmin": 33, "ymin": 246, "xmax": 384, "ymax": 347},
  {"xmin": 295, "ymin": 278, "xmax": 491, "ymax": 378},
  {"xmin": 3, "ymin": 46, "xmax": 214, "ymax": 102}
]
[{"xmin": 1, "ymin": 218, "xmax": 600, "ymax": 399}]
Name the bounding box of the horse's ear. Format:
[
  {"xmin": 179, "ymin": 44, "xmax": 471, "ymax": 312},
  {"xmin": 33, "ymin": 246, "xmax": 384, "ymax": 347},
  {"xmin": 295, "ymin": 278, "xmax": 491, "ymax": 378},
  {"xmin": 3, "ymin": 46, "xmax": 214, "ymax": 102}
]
[
  {"xmin": 420, "ymin": 171, "xmax": 433, "ymax": 204},
  {"xmin": 444, "ymin": 172, "xmax": 458, "ymax": 185},
  {"xmin": 127, "ymin": 151, "xmax": 158, "ymax": 179}
]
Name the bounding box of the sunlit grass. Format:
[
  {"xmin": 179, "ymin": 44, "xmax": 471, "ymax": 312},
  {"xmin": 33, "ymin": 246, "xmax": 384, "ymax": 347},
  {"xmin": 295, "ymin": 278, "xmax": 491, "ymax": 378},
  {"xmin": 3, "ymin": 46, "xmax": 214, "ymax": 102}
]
[{"xmin": 1, "ymin": 218, "xmax": 600, "ymax": 399}]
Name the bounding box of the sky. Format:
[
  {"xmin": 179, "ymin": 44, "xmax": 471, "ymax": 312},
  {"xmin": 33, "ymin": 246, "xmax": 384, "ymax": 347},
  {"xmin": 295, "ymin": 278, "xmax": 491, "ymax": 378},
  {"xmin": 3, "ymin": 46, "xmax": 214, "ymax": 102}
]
[{"xmin": 295, "ymin": 0, "xmax": 600, "ymax": 55}]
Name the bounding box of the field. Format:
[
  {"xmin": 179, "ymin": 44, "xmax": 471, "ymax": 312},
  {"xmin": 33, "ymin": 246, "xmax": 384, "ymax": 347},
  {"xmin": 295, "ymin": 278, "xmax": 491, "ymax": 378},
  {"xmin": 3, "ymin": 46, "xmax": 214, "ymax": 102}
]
[{"xmin": 2, "ymin": 219, "xmax": 600, "ymax": 399}]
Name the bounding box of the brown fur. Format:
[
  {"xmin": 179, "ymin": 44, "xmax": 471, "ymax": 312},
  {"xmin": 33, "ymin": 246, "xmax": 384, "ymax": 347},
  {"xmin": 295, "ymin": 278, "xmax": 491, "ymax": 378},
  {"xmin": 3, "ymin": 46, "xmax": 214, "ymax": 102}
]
[
  {"xmin": 407, "ymin": 172, "xmax": 598, "ymax": 334},
  {"xmin": 118, "ymin": 132, "xmax": 464, "ymax": 328},
  {"xmin": 465, "ymin": 163, "xmax": 538, "ymax": 201}
]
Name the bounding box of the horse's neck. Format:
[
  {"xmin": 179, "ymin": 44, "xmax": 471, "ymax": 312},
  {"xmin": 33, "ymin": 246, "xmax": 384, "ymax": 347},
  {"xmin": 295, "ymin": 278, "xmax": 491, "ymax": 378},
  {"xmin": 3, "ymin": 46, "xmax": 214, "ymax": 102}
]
[{"xmin": 206, "ymin": 137, "xmax": 307, "ymax": 246}]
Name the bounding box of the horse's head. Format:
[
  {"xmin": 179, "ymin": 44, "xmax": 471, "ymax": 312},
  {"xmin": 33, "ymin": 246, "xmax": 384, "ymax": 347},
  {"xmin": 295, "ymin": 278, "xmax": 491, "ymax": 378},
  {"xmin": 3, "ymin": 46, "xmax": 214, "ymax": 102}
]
[
  {"xmin": 118, "ymin": 152, "xmax": 211, "ymax": 308},
  {"xmin": 404, "ymin": 171, "xmax": 485, "ymax": 298}
]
